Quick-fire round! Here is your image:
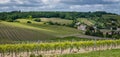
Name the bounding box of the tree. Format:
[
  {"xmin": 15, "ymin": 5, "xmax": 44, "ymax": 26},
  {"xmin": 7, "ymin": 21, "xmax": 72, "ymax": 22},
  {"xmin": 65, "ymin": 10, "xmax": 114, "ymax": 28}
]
[
  {"xmin": 47, "ymin": 21, "xmax": 54, "ymax": 25},
  {"xmin": 6, "ymin": 19, "xmax": 14, "ymax": 22},
  {"xmin": 34, "ymin": 18, "xmax": 41, "ymax": 22},
  {"xmin": 28, "ymin": 15, "xmax": 32, "ymax": 20},
  {"xmin": 85, "ymin": 30, "xmax": 92, "ymax": 35},
  {"xmin": 27, "ymin": 21, "xmax": 32, "ymax": 23}
]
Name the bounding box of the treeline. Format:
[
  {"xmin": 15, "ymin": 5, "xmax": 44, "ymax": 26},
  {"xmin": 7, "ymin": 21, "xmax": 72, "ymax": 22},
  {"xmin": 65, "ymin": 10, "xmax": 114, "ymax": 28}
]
[{"xmin": 0, "ymin": 11, "xmax": 115, "ymax": 20}]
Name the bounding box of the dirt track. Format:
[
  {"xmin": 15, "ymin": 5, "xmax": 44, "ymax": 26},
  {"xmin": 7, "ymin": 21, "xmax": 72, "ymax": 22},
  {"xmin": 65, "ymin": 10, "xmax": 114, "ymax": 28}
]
[{"xmin": 59, "ymin": 34, "xmax": 112, "ymax": 40}]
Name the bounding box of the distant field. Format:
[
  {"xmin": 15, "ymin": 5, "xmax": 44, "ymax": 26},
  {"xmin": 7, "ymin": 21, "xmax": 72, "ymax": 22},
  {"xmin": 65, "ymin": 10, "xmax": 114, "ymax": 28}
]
[
  {"xmin": 40, "ymin": 18, "xmax": 73, "ymax": 25},
  {"xmin": 102, "ymin": 15, "xmax": 120, "ymax": 25},
  {"xmin": 77, "ymin": 18, "xmax": 95, "ymax": 25},
  {"xmin": 17, "ymin": 18, "xmax": 95, "ymax": 26},
  {"xmin": 59, "ymin": 49, "xmax": 120, "ymax": 57},
  {"xmin": 16, "ymin": 19, "xmax": 44, "ymax": 24}
]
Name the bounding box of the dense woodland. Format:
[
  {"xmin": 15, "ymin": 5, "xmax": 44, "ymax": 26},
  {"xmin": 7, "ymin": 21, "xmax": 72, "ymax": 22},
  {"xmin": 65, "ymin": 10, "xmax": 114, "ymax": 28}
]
[
  {"xmin": 0, "ymin": 11, "xmax": 119, "ymax": 28},
  {"xmin": 0, "ymin": 11, "xmax": 116, "ymax": 20}
]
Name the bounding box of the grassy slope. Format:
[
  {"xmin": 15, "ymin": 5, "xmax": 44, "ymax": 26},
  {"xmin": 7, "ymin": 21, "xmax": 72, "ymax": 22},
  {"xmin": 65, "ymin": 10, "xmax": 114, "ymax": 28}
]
[
  {"xmin": 77, "ymin": 18, "xmax": 95, "ymax": 26},
  {"xmin": 40, "ymin": 18, "xmax": 96, "ymax": 26},
  {"xmin": 59, "ymin": 49, "xmax": 120, "ymax": 57},
  {"xmin": 17, "ymin": 19, "xmax": 81, "ymax": 36},
  {"xmin": 40, "ymin": 18, "xmax": 73, "ymax": 25},
  {"xmin": 0, "ymin": 18, "xmax": 82, "ymax": 42},
  {"xmin": 102, "ymin": 15, "xmax": 120, "ymax": 25}
]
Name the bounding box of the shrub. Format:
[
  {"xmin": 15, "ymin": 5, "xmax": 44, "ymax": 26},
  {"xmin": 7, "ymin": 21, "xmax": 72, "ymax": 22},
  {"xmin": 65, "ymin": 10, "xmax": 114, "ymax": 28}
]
[
  {"xmin": 6, "ymin": 19, "xmax": 14, "ymax": 22},
  {"xmin": 85, "ymin": 30, "xmax": 91, "ymax": 35},
  {"xmin": 62, "ymin": 24, "xmax": 66, "ymax": 26},
  {"xmin": 37, "ymin": 55, "xmax": 43, "ymax": 57},
  {"xmin": 54, "ymin": 22, "xmax": 61, "ymax": 25},
  {"xmin": 47, "ymin": 21, "xmax": 54, "ymax": 25},
  {"xmin": 14, "ymin": 20, "xmax": 20, "ymax": 22},
  {"xmin": 27, "ymin": 21, "xmax": 32, "ymax": 23},
  {"xmin": 34, "ymin": 18, "xmax": 41, "ymax": 22},
  {"xmin": 30, "ymin": 54, "xmax": 35, "ymax": 57}
]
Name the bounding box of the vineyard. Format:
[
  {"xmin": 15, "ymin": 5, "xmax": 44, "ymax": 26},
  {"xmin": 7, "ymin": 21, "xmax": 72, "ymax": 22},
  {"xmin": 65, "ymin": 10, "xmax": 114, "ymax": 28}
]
[
  {"xmin": 0, "ymin": 22, "xmax": 55, "ymax": 43},
  {"xmin": 0, "ymin": 40, "xmax": 120, "ymax": 57}
]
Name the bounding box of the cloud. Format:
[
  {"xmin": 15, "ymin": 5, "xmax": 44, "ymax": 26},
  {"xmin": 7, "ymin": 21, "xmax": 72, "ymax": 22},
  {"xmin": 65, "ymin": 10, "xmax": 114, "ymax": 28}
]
[
  {"xmin": 0, "ymin": 0, "xmax": 10, "ymax": 4},
  {"xmin": 60, "ymin": 0, "xmax": 119, "ymax": 5},
  {"xmin": 103, "ymin": 0, "xmax": 120, "ymax": 2},
  {"xmin": 41, "ymin": 0, "xmax": 60, "ymax": 5},
  {"xmin": 0, "ymin": 0, "xmax": 120, "ymax": 14}
]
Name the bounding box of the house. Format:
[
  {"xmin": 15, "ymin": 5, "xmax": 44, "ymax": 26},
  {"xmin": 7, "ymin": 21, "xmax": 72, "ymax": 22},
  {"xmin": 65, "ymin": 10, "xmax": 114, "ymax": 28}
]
[
  {"xmin": 117, "ymin": 28, "xmax": 120, "ymax": 31},
  {"xmin": 75, "ymin": 22, "xmax": 87, "ymax": 31},
  {"xmin": 77, "ymin": 24, "xmax": 87, "ymax": 31}
]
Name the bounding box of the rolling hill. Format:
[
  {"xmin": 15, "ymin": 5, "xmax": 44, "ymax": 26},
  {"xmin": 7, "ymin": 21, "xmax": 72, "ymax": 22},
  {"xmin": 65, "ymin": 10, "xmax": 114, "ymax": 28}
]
[
  {"xmin": 0, "ymin": 20, "xmax": 81, "ymax": 42},
  {"xmin": 0, "ymin": 21, "xmax": 55, "ymax": 42}
]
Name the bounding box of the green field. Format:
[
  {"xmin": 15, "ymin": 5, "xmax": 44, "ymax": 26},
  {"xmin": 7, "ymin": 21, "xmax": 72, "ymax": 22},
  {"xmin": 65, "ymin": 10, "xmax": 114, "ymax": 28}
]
[
  {"xmin": 40, "ymin": 18, "xmax": 73, "ymax": 25},
  {"xmin": 102, "ymin": 15, "xmax": 120, "ymax": 25},
  {"xmin": 41, "ymin": 18, "xmax": 96, "ymax": 26},
  {"xmin": 0, "ymin": 19, "xmax": 81, "ymax": 43},
  {"xmin": 0, "ymin": 16, "xmax": 119, "ymax": 43},
  {"xmin": 77, "ymin": 18, "xmax": 95, "ymax": 26},
  {"xmin": 59, "ymin": 49, "xmax": 120, "ymax": 57},
  {"xmin": 16, "ymin": 19, "xmax": 81, "ymax": 36}
]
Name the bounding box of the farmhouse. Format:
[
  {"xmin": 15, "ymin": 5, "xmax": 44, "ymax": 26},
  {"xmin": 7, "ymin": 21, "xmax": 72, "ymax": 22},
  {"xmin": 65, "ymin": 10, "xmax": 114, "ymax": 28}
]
[
  {"xmin": 117, "ymin": 28, "xmax": 120, "ymax": 31},
  {"xmin": 76, "ymin": 22, "xmax": 87, "ymax": 31}
]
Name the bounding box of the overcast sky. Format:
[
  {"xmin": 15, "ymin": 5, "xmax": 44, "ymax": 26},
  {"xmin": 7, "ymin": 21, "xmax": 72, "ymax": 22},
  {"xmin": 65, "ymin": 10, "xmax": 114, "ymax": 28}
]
[{"xmin": 0, "ymin": 0, "xmax": 120, "ymax": 14}]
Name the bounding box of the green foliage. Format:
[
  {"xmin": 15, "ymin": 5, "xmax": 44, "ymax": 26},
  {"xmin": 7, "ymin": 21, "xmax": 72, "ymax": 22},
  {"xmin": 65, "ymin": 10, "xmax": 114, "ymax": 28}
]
[
  {"xmin": 68, "ymin": 19, "xmax": 78, "ymax": 27},
  {"xmin": 85, "ymin": 27, "xmax": 104, "ymax": 37},
  {"xmin": 6, "ymin": 19, "xmax": 14, "ymax": 22},
  {"xmin": 0, "ymin": 11, "xmax": 115, "ymax": 21},
  {"xmin": 30, "ymin": 54, "xmax": 35, "ymax": 57},
  {"xmin": 106, "ymin": 31, "xmax": 120, "ymax": 39},
  {"xmin": 85, "ymin": 30, "xmax": 91, "ymax": 35},
  {"xmin": 0, "ymin": 11, "xmax": 119, "ymax": 29},
  {"xmin": 36, "ymin": 55, "xmax": 43, "ymax": 57},
  {"xmin": 27, "ymin": 21, "xmax": 32, "ymax": 23},
  {"xmin": 46, "ymin": 21, "xmax": 61, "ymax": 26},
  {"xmin": 0, "ymin": 40, "xmax": 120, "ymax": 57},
  {"xmin": 94, "ymin": 30, "xmax": 104, "ymax": 37},
  {"xmin": 34, "ymin": 18, "xmax": 41, "ymax": 22},
  {"xmin": 28, "ymin": 15, "xmax": 33, "ymax": 20},
  {"xmin": 0, "ymin": 40, "xmax": 120, "ymax": 55},
  {"xmin": 47, "ymin": 21, "xmax": 54, "ymax": 25},
  {"xmin": 14, "ymin": 20, "xmax": 20, "ymax": 22}
]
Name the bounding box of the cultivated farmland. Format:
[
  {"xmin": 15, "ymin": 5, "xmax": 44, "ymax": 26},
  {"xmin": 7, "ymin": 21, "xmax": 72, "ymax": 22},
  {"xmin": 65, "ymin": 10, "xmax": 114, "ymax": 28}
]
[
  {"xmin": 0, "ymin": 11, "xmax": 120, "ymax": 57},
  {"xmin": 0, "ymin": 21, "xmax": 82, "ymax": 43},
  {"xmin": 0, "ymin": 40, "xmax": 120, "ymax": 57},
  {"xmin": 0, "ymin": 21, "xmax": 55, "ymax": 43}
]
